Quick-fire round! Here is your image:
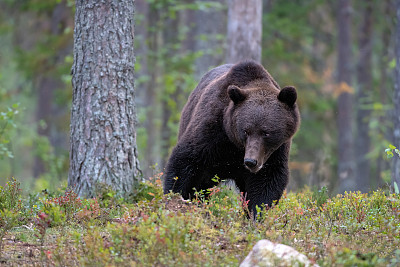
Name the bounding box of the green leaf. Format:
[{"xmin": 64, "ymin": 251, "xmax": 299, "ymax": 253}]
[
  {"xmin": 389, "ymin": 144, "xmax": 397, "ymax": 150},
  {"xmin": 372, "ymin": 102, "xmax": 383, "ymax": 110},
  {"xmin": 389, "ymin": 58, "xmax": 396, "ymax": 69}
]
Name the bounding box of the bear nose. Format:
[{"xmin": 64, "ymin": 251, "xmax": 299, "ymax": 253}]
[{"xmin": 244, "ymin": 158, "xmax": 257, "ymax": 168}]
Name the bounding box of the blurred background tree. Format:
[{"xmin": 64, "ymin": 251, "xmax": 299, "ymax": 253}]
[
  {"xmin": 226, "ymin": 0, "xmax": 262, "ymax": 63},
  {"xmin": 0, "ymin": 0, "xmax": 398, "ymax": 194},
  {"xmin": 393, "ymin": 0, "xmax": 400, "ymax": 188},
  {"xmin": 336, "ymin": 0, "xmax": 355, "ymax": 193}
]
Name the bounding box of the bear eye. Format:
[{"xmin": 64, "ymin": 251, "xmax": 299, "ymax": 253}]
[
  {"xmin": 244, "ymin": 130, "xmax": 249, "ymax": 136},
  {"xmin": 262, "ymin": 132, "xmax": 270, "ymax": 138}
]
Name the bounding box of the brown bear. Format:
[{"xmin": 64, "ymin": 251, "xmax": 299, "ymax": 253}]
[{"xmin": 163, "ymin": 60, "xmax": 300, "ymax": 218}]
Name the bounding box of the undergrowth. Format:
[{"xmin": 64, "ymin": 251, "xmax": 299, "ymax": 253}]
[{"xmin": 0, "ymin": 176, "xmax": 399, "ymax": 266}]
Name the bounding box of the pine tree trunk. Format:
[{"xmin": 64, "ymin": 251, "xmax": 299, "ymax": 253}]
[
  {"xmin": 226, "ymin": 0, "xmax": 262, "ymax": 63},
  {"xmin": 392, "ymin": 0, "xmax": 400, "ymax": 187},
  {"xmin": 337, "ymin": 0, "xmax": 355, "ymax": 193},
  {"xmin": 355, "ymin": 0, "xmax": 372, "ymax": 192},
  {"xmin": 69, "ymin": 0, "xmax": 141, "ymax": 197}
]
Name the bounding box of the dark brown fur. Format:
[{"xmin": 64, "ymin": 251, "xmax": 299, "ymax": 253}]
[{"xmin": 164, "ymin": 61, "xmax": 300, "ymax": 218}]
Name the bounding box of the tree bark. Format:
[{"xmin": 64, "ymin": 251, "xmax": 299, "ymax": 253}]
[
  {"xmin": 226, "ymin": 0, "xmax": 262, "ymax": 63},
  {"xmin": 337, "ymin": 0, "xmax": 355, "ymax": 193},
  {"xmin": 393, "ymin": 0, "xmax": 400, "ymax": 187},
  {"xmin": 355, "ymin": 0, "xmax": 372, "ymax": 192},
  {"xmin": 69, "ymin": 0, "xmax": 141, "ymax": 197}
]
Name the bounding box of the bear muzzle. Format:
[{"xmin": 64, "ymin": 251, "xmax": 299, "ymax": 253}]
[
  {"xmin": 244, "ymin": 137, "xmax": 266, "ymax": 173},
  {"xmin": 244, "ymin": 144, "xmax": 276, "ymax": 173}
]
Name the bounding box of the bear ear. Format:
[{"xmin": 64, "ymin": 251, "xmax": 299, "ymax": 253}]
[
  {"xmin": 228, "ymin": 85, "xmax": 247, "ymax": 104},
  {"xmin": 278, "ymin": 86, "xmax": 297, "ymax": 107}
]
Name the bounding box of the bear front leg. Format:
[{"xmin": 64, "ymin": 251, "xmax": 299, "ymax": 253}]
[
  {"xmin": 163, "ymin": 143, "xmax": 207, "ymax": 199},
  {"xmin": 245, "ymin": 166, "xmax": 289, "ymax": 219}
]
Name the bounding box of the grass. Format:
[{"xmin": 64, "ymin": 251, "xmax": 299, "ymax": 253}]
[{"xmin": 0, "ymin": 176, "xmax": 400, "ymax": 266}]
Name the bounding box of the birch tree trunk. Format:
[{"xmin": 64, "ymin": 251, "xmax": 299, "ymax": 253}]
[
  {"xmin": 393, "ymin": 0, "xmax": 400, "ymax": 187},
  {"xmin": 337, "ymin": 0, "xmax": 355, "ymax": 193},
  {"xmin": 226, "ymin": 0, "xmax": 262, "ymax": 63},
  {"xmin": 69, "ymin": 0, "xmax": 141, "ymax": 197}
]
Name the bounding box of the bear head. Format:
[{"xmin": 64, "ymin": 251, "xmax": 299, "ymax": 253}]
[{"xmin": 224, "ymin": 77, "xmax": 300, "ymax": 173}]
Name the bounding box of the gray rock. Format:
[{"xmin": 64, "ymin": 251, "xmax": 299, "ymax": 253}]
[{"xmin": 240, "ymin": 239, "xmax": 319, "ymax": 267}]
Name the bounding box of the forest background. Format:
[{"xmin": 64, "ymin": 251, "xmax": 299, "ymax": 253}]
[{"xmin": 0, "ymin": 0, "xmax": 397, "ymax": 194}]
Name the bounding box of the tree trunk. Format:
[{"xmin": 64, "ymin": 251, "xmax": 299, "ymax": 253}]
[
  {"xmin": 355, "ymin": 0, "xmax": 372, "ymax": 192},
  {"xmin": 194, "ymin": 0, "xmax": 226, "ymax": 78},
  {"xmin": 69, "ymin": 0, "xmax": 141, "ymax": 197},
  {"xmin": 34, "ymin": 0, "xmax": 73, "ymax": 178},
  {"xmin": 143, "ymin": 4, "xmax": 162, "ymax": 176},
  {"xmin": 377, "ymin": 0, "xmax": 394, "ymax": 188},
  {"xmin": 226, "ymin": 0, "xmax": 262, "ymax": 63},
  {"xmin": 393, "ymin": 0, "xmax": 400, "ymax": 187},
  {"xmin": 34, "ymin": 75, "xmax": 56, "ymax": 177},
  {"xmin": 337, "ymin": 0, "xmax": 355, "ymax": 193}
]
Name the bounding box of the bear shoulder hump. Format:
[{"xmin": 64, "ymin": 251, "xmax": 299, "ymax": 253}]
[{"xmin": 226, "ymin": 60, "xmax": 279, "ymax": 89}]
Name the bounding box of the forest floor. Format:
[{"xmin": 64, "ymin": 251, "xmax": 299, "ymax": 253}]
[{"xmin": 1, "ymin": 176, "xmax": 400, "ymax": 266}]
